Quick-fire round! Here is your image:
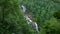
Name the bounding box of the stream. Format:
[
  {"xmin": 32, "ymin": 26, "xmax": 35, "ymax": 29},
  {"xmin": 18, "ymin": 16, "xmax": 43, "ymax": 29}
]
[{"xmin": 21, "ymin": 5, "xmax": 39, "ymax": 32}]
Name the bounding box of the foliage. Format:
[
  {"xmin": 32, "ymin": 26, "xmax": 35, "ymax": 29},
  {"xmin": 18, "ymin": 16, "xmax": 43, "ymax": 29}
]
[
  {"xmin": 0, "ymin": 0, "xmax": 60, "ymax": 34},
  {"xmin": 21, "ymin": 0, "xmax": 60, "ymax": 26},
  {"xmin": 54, "ymin": 10, "xmax": 60, "ymax": 19},
  {"xmin": 40, "ymin": 17, "xmax": 60, "ymax": 34},
  {"xmin": 21, "ymin": 0, "xmax": 60, "ymax": 34},
  {"xmin": 0, "ymin": 0, "xmax": 37, "ymax": 34}
]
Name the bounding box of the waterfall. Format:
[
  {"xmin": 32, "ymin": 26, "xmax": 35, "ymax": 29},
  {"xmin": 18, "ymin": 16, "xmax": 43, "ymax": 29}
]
[
  {"xmin": 21, "ymin": 5, "xmax": 26, "ymax": 12},
  {"xmin": 21, "ymin": 5, "xmax": 39, "ymax": 32}
]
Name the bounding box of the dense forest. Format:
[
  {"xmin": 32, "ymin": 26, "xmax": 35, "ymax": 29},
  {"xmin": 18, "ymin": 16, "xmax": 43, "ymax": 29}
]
[{"xmin": 0, "ymin": 0, "xmax": 60, "ymax": 34}]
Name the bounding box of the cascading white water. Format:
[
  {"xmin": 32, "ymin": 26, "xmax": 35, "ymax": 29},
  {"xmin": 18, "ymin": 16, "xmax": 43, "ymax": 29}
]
[
  {"xmin": 21, "ymin": 5, "xmax": 39, "ymax": 32},
  {"xmin": 21, "ymin": 5, "xmax": 26, "ymax": 12}
]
